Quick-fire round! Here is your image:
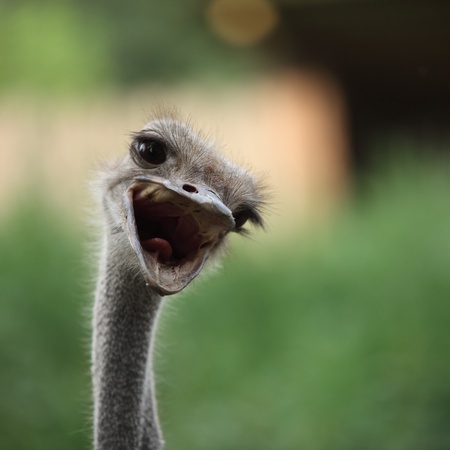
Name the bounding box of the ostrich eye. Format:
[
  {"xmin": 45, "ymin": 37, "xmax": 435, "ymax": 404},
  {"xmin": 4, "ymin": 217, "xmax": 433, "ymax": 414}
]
[
  {"xmin": 233, "ymin": 209, "xmax": 251, "ymax": 229},
  {"xmin": 135, "ymin": 139, "xmax": 167, "ymax": 165}
]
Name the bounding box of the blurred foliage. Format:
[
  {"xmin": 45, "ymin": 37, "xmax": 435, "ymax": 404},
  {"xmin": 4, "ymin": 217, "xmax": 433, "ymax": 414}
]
[
  {"xmin": 0, "ymin": 2, "xmax": 115, "ymax": 93},
  {"xmin": 160, "ymin": 160, "xmax": 450, "ymax": 450},
  {"xmin": 0, "ymin": 0, "xmax": 263, "ymax": 94},
  {"xmin": 0, "ymin": 200, "xmax": 90, "ymax": 450},
  {"xmin": 1, "ymin": 160, "xmax": 450, "ymax": 449}
]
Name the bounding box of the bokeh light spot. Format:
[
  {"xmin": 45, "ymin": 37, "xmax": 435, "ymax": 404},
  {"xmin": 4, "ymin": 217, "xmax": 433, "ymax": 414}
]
[{"xmin": 206, "ymin": 0, "xmax": 280, "ymax": 47}]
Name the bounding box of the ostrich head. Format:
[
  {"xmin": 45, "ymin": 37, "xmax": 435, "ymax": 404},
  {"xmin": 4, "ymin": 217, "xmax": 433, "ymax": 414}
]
[{"xmin": 97, "ymin": 115, "xmax": 265, "ymax": 296}]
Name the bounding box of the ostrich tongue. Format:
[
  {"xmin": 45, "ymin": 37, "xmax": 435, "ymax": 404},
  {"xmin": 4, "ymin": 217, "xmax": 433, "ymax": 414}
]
[
  {"xmin": 134, "ymin": 201, "xmax": 201, "ymax": 265},
  {"xmin": 141, "ymin": 237, "xmax": 173, "ymax": 263}
]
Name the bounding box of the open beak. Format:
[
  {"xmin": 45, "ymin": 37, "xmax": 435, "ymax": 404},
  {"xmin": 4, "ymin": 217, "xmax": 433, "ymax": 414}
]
[{"xmin": 124, "ymin": 176, "xmax": 235, "ymax": 295}]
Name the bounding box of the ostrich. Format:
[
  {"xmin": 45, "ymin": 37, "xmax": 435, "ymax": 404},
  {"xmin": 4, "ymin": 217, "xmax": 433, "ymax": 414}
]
[{"xmin": 92, "ymin": 113, "xmax": 266, "ymax": 450}]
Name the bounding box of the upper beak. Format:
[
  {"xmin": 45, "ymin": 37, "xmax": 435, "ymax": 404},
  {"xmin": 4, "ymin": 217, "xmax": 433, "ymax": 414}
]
[{"xmin": 132, "ymin": 175, "xmax": 234, "ymax": 227}]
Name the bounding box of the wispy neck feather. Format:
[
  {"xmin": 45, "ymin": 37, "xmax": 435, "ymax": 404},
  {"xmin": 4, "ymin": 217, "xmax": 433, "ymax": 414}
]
[{"xmin": 92, "ymin": 234, "xmax": 163, "ymax": 450}]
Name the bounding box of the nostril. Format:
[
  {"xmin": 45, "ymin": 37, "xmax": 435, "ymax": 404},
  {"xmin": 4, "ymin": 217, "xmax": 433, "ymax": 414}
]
[{"xmin": 182, "ymin": 183, "xmax": 198, "ymax": 194}]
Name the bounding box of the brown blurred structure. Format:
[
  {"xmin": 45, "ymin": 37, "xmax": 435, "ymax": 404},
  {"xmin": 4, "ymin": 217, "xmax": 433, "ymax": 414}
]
[
  {"xmin": 2, "ymin": 0, "xmax": 448, "ymax": 226},
  {"xmin": 268, "ymin": 0, "xmax": 450, "ymax": 171}
]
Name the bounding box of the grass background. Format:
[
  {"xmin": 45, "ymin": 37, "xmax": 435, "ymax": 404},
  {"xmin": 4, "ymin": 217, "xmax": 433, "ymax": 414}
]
[{"xmin": 0, "ymin": 162, "xmax": 449, "ymax": 450}]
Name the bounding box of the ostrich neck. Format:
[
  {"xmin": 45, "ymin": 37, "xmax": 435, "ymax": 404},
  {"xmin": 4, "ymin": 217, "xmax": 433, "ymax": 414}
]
[{"xmin": 92, "ymin": 233, "xmax": 163, "ymax": 450}]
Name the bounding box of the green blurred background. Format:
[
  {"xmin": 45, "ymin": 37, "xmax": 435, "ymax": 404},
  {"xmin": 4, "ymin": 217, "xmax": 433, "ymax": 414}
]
[{"xmin": 1, "ymin": 1, "xmax": 450, "ymax": 449}]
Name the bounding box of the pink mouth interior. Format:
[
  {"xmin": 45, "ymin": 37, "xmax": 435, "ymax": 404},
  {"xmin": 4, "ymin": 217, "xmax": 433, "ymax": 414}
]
[{"xmin": 133, "ymin": 197, "xmax": 201, "ymax": 265}]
